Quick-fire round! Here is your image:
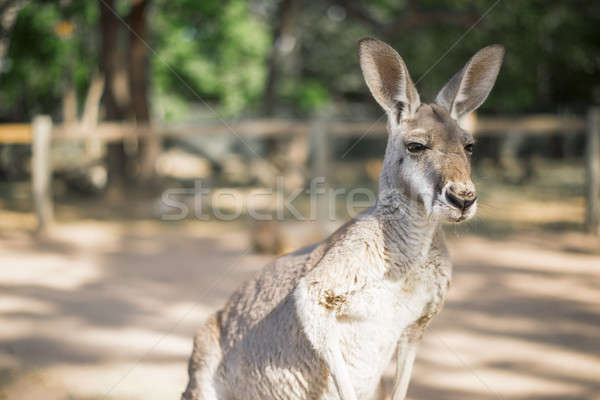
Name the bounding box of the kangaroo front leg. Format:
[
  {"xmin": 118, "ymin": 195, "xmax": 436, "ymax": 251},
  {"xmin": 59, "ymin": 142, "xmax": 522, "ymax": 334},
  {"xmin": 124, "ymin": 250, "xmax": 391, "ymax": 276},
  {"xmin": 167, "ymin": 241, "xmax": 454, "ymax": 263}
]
[
  {"xmin": 322, "ymin": 329, "xmax": 358, "ymax": 400},
  {"xmin": 294, "ymin": 281, "xmax": 357, "ymax": 400},
  {"xmin": 391, "ymin": 338, "xmax": 418, "ymax": 400}
]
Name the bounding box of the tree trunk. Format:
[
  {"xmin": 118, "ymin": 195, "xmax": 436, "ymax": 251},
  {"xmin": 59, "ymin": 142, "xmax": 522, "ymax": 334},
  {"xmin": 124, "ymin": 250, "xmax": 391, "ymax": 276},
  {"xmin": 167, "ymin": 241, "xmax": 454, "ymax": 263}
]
[
  {"xmin": 263, "ymin": 0, "xmax": 296, "ymax": 116},
  {"xmin": 128, "ymin": 0, "xmax": 149, "ymax": 123},
  {"xmin": 128, "ymin": 0, "xmax": 157, "ymax": 184},
  {"xmin": 99, "ymin": 0, "xmax": 124, "ymax": 121},
  {"xmin": 62, "ymin": 76, "xmax": 77, "ymax": 124},
  {"xmin": 99, "ymin": 0, "xmax": 128, "ymax": 192},
  {"xmin": 0, "ymin": 0, "xmax": 27, "ymax": 68}
]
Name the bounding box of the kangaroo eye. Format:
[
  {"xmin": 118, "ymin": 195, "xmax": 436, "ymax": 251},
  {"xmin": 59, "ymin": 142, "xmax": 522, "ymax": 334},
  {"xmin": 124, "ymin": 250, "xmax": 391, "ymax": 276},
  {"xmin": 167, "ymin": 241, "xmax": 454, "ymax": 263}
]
[
  {"xmin": 465, "ymin": 143, "xmax": 474, "ymax": 153},
  {"xmin": 406, "ymin": 142, "xmax": 427, "ymax": 153}
]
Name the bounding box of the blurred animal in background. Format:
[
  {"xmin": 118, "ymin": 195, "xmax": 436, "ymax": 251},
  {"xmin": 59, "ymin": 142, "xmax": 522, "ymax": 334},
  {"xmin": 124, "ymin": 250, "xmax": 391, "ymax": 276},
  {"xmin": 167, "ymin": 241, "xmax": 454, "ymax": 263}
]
[{"xmin": 182, "ymin": 38, "xmax": 504, "ymax": 400}]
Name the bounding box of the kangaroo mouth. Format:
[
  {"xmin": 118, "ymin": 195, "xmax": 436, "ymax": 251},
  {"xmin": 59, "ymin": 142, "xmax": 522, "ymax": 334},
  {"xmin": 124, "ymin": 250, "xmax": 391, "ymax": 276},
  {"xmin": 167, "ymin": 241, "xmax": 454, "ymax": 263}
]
[{"xmin": 454, "ymin": 214, "xmax": 468, "ymax": 223}]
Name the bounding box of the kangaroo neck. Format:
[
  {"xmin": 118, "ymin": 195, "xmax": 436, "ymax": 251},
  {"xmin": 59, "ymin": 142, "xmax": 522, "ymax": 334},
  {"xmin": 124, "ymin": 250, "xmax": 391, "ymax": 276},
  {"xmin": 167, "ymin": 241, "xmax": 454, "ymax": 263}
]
[{"xmin": 374, "ymin": 189, "xmax": 439, "ymax": 270}]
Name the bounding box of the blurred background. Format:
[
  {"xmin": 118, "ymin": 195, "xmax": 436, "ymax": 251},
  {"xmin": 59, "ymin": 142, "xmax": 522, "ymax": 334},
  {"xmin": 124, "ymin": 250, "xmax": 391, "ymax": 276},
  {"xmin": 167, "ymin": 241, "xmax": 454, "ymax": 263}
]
[{"xmin": 1, "ymin": 0, "xmax": 599, "ymax": 399}]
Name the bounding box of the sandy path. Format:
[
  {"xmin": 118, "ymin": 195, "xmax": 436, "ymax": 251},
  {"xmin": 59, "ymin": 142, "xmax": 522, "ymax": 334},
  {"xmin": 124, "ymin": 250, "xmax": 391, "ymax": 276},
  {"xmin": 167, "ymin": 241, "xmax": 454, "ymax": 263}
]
[{"xmin": 1, "ymin": 219, "xmax": 599, "ymax": 399}]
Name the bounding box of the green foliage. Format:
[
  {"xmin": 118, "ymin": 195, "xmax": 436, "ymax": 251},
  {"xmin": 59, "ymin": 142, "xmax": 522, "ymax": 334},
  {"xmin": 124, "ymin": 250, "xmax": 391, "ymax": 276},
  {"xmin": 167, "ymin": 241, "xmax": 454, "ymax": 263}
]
[
  {"xmin": 152, "ymin": 0, "xmax": 270, "ymax": 119},
  {"xmin": 284, "ymin": 79, "xmax": 330, "ymax": 112},
  {"xmin": 295, "ymin": 0, "xmax": 600, "ymax": 114},
  {"xmin": 0, "ymin": 1, "xmax": 98, "ymax": 120},
  {"xmin": 218, "ymin": 0, "xmax": 270, "ymax": 114},
  {"xmin": 0, "ymin": 0, "xmax": 599, "ymax": 121}
]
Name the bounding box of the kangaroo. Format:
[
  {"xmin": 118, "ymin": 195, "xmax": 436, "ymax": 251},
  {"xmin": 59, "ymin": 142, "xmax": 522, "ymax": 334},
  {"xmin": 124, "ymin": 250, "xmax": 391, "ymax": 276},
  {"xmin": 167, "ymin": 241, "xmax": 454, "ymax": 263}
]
[{"xmin": 182, "ymin": 38, "xmax": 504, "ymax": 400}]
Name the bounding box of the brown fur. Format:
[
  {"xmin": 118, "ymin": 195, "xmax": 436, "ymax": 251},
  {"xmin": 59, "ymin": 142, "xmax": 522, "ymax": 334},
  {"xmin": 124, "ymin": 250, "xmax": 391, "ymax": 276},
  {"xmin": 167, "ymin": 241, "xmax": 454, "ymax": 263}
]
[{"xmin": 181, "ymin": 38, "xmax": 504, "ymax": 400}]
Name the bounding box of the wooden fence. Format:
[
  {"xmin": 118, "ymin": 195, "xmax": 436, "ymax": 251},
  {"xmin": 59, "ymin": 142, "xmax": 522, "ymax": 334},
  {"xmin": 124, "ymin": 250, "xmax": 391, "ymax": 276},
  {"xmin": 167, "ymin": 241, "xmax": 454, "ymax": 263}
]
[{"xmin": 0, "ymin": 109, "xmax": 598, "ymax": 234}]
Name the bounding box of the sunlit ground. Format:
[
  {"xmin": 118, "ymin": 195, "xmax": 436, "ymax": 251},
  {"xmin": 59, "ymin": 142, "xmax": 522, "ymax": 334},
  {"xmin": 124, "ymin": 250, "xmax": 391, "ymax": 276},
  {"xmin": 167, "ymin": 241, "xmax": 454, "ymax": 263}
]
[{"xmin": 1, "ymin": 161, "xmax": 599, "ymax": 400}]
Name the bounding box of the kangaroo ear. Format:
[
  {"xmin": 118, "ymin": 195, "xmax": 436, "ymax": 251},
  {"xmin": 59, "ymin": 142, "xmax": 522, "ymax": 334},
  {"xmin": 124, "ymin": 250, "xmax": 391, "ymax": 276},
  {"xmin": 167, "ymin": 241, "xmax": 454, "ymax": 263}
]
[
  {"xmin": 359, "ymin": 38, "xmax": 420, "ymax": 122},
  {"xmin": 436, "ymin": 45, "xmax": 505, "ymax": 120}
]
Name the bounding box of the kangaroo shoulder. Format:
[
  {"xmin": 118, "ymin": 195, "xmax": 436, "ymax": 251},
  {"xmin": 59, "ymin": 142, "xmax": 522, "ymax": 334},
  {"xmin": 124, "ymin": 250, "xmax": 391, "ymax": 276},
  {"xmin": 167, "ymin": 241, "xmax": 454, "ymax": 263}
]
[{"xmin": 218, "ymin": 241, "xmax": 325, "ymax": 337}]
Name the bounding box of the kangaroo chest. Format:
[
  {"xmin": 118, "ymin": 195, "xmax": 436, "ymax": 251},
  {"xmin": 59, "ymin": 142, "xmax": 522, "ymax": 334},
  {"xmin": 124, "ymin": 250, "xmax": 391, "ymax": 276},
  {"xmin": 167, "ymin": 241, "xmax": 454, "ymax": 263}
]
[
  {"xmin": 332, "ymin": 256, "xmax": 451, "ymax": 394},
  {"xmin": 338, "ymin": 254, "xmax": 451, "ymax": 326}
]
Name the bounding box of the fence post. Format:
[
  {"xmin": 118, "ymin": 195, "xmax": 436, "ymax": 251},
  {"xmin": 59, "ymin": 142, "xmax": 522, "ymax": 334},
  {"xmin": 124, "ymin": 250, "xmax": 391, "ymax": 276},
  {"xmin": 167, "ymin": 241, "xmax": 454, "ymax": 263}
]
[
  {"xmin": 311, "ymin": 113, "xmax": 330, "ymax": 229},
  {"xmin": 586, "ymin": 107, "xmax": 600, "ymax": 235},
  {"xmin": 32, "ymin": 115, "xmax": 53, "ymax": 233}
]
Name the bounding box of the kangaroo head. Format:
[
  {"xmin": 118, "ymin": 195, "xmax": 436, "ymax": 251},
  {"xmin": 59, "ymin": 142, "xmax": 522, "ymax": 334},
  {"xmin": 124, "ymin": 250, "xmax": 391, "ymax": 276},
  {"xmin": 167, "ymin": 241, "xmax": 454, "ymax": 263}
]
[{"xmin": 359, "ymin": 38, "xmax": 504, "ymax": 223}]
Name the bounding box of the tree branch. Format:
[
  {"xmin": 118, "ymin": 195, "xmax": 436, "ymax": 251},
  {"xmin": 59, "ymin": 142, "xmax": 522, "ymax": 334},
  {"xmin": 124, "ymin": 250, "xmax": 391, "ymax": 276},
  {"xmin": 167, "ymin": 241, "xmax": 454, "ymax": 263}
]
[{"xmin": 328, "ymin": 0, "xmax": 479, "ymax": 35}]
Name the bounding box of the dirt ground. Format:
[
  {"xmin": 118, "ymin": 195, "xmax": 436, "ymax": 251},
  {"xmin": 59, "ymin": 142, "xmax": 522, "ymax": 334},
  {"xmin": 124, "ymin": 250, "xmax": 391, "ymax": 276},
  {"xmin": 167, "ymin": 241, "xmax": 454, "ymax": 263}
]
[{"xmin": 1, "ymin": 209, "xmax": 599, "ymax": 400}]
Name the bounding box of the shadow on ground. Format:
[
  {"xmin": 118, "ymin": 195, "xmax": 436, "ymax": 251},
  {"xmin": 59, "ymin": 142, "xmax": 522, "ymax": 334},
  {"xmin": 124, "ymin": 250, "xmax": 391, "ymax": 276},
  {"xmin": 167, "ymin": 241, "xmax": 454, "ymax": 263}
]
[{"xmin": 0, "ymin": 218, "xmax": 599, "ymax": 399}]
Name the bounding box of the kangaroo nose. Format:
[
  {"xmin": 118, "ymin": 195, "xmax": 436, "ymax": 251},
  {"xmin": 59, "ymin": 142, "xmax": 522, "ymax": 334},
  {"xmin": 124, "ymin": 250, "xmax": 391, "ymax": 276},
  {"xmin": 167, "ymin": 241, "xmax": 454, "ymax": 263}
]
[{"xmin": 445, "ymin": 185, "xmax": 477, "ymax": 211}]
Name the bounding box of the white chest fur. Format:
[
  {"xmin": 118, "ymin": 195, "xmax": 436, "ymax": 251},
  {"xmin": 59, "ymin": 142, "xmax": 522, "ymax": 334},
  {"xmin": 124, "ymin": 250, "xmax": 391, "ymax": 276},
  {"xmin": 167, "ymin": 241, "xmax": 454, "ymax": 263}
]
[
  {"xmin": 288, "ymin": 246, "xmax": 451, "ymax": 399},
  {"xmin": 333, "ymin": 261, "xmax": 449, "ymax": 394}
]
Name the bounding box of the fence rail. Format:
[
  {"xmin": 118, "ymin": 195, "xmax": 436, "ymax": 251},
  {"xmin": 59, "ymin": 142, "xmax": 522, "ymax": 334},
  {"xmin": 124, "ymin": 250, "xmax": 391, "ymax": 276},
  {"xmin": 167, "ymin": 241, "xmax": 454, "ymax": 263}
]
[
  {"xmin": 0, "ymin": 113, "xmax": 589, "ymax": 144},
  {"xmin": 0, "ymin": 110, "xmax": 598, "ymax": 234}
]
